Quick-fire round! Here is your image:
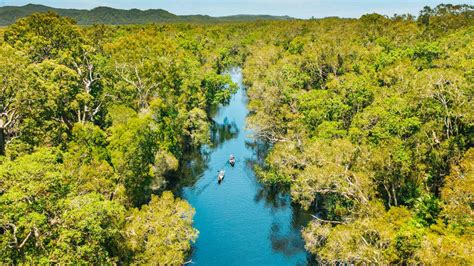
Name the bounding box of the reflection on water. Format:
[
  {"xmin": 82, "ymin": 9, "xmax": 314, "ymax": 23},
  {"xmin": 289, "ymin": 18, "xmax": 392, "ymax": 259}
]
[
  {"xmin": 210, "ymin": 118, "xmax": 240, "ymax": 149},
  {"xmin": 254, "ymin": 187, "xmax": 288, "ymax": 210},
  {"xmin": 245, "ymin": 139, "xmax": 271, "ymax": 165},
  {"xmin": 171, "ymin": 67, "xmax": 311, "ymax": 265},
  {"xmin": 270, "ymin": 222, "xmax": 305, "ymax": 257}
]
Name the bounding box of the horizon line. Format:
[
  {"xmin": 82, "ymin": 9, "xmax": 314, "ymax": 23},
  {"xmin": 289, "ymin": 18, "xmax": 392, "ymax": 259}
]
[{"xmin": 0, "ymin": 2, "xmax": 447, "ymax": 19}]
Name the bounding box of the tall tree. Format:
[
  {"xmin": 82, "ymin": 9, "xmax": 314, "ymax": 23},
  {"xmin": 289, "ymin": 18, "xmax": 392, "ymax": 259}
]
[{"xmin": 0, "ymin": 45, "xmax": 27, "ymax": 156}]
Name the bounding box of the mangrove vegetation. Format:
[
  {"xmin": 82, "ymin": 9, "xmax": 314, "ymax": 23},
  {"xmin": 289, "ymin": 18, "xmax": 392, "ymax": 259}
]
[{"xmin": 0, "ymin": 3, "xmax": 473, "ymax": 264}]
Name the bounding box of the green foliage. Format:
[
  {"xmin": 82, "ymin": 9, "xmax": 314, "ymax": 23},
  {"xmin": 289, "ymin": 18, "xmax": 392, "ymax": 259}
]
[
  {"xmin": 123, "ymin": 192, "xmax": 198, "ymax": 264},
  {"xmin": 1, "ymin": 11, "xmax": 239, "ymax": 264},
  {"xmin": 0, "ymin": 149, "xmax": 125, "ymax": 263},
  {"xmin": 63, "ymin": 123, "xmax": 116, "ymax": 197},
  {"xmin": 418, "ymin": 4, "xmax": 474, "ymax": 38},
  {"xmin": 440, "ymin": 148, "xmax": 474, "ymax": 234},
  {"xmin": 413, "ymin": 194, "xmax": 441, "ymax": 226},
  {"xmin": 1, "ymin": 6, "xmax": 473, "ymax": 264},
  {"xmin": 108, "ymin": 114, "xmax": 161, "ymax": 206},
  {"xmin": 4, "ymin": 12, "xmax": 82, "ymax": 62},
  {"xmin": 19, "ymin": 60, "xmax": 80, "ymax": 147},
  {"xmin": 0, "ymin": 44, "xmax": 27, "ymax": 156},
  {"xmin": 0, "ymin": 4, "xmax": 292, "ymax": 26},
  {"xmin": 0, "ymin": 149, "xmax": 65, "ymax": 263},
  {"xmin": 51, "ymin": 193, "xmax": 126, "ymax": 264},
  {"xmin": 242, "ymin": 7, "xmax": 473, "ymax": 264}
]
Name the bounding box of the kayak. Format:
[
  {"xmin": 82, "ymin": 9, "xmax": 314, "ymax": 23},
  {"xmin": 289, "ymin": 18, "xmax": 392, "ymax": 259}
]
[{"xmin": 218, "ymin": 170, "xmax": 225, "ymax": 183}]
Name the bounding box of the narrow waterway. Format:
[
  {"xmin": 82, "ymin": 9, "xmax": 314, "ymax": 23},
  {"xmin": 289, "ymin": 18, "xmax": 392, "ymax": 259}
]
[{"xmin": 175, "ymin": 68, "xmax": 311, "ymax": 265}]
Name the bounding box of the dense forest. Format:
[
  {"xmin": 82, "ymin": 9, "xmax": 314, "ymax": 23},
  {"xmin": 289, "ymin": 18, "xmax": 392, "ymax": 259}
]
[
  {"xmin": 243, "ymin": 4, "xmax": 473, "ymax": 264},
  {"xmin": 0, "ymin": 12, "xmax": 241, "ymax": 264},
  {"xmin": 0, "ymin": 3, "xmax": 473, "ymax": 264}
]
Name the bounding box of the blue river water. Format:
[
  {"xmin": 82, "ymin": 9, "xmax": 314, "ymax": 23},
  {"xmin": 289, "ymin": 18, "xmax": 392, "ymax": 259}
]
[{"xmin": 174, "ymin": 68, "xmax": 311, "ymax": 265}]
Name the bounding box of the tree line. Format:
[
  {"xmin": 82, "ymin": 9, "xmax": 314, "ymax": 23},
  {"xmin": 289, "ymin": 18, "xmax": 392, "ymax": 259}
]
[
  {"xmin": 0, "ymin": 4, "xmax": 292, "ymax": 26},
  {"xmin": 242, "ymin": 4, "xmax": 473, "ymax": 264},
  {"xmin": 0, "ymin": 3, "xmax": 473, "ymax": 264},
  {"xmin": 0, "ymin": 12, "xmax": 240, "ymax": 264}
]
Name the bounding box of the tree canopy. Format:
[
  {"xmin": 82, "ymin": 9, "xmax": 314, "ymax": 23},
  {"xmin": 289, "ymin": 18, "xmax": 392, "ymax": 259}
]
[
  {"xmin": 1, "ymin": 4, "xmax": 473, "ymax": 264},
  {"xmin": 0, "ymin": 12, "xmax": 241, "ymax": 264},
  {"xmin": 242, "ymin": 5, "xmax": 473, "ymax": 264}
]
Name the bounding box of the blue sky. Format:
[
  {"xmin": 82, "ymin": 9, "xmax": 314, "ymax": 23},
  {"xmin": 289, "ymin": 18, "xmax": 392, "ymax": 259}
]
[{"xmin": 2, "ymin": 0, "xmax": 473, "ymax": 18}]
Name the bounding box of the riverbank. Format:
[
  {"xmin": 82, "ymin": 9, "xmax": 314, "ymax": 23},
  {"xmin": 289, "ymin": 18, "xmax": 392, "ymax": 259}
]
[{"xmin": 173, "ymin": 68, "xmax": 311, "ymax": 265}]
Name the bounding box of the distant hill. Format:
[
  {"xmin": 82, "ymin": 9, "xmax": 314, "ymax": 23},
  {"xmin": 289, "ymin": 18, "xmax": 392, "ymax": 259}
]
[{"xmin": 0, "ymin": 4, "xmax": 293, "ymax": 25}]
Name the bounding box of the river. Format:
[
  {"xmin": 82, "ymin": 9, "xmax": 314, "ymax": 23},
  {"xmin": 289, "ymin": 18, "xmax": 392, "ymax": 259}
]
[{"xmin": 173, "ymin": 67, "xmax": 311, "ymax": 265}]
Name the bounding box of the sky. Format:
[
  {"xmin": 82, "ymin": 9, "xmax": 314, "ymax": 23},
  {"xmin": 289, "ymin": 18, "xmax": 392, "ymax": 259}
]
[{"xmin": 2, "ymin": 0, "xmax": 473, "ymax": 18}]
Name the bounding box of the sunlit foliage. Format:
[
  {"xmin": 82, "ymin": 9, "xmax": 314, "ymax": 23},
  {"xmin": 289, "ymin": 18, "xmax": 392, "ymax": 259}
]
[
  {"xmin": 0, "ymin": 4, "xmax": 472, "ymax": 263},
  {"xmin": 0, "ymin": 12, "xmax": 238, "ymax": 264},
  {"xmin": 243, "ymin": 5, "xmax": 473, "ymax": 264}
]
